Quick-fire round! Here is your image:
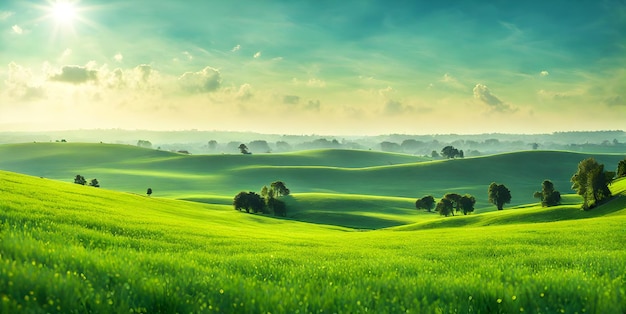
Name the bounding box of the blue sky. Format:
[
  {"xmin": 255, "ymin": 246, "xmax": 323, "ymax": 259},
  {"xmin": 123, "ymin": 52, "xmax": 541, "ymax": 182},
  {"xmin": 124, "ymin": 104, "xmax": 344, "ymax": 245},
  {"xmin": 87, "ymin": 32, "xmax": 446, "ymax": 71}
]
[{"xmin": 1, "ymin": 0, "xmax": 624, "ymax": 134}]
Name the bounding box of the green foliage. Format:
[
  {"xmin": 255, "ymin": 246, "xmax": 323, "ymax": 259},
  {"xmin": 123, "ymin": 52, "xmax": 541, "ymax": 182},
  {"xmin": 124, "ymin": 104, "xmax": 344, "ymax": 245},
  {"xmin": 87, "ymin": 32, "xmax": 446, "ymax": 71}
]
[
  {"xmin": 617, "ymin": 158, "xmax": 626, "ymax": 178},
  {"xmin": 534, "ymin": 180, "xmax": 561, "ymax": 207},
  {"xmin": 459, "ymin": 194, "xmax": 476, "ymax": 215},
  {"xmin": 488, "ymin": 182, "xmax": 511, "ymax": 210},
  {"xmin": 415, "ymin": 195, "xmax": 435, "ymax": 212},
  {"xmin": 440, "ymin": 145, "xmax": 463, "ymax": 159},
  {"xmin": 1, "ymin": 171, "xmax": 626, "ymax": 313},
  {"xmin": 270, "ymin": 181, "xmax": 290, "ymax": 197},
  {"xmin": 443, "ymin": 193, "xmax": 462, "ymax": 214},
  {"xmin": 238, "ymin": 143, "xmax": 250, "ymax": 154},
  {"xmin": 89, "ymin": 178, "xmax": 100, "ymax": 188},
  {"xmin": 571, "ymin": 158, "xmax": 612, "ymax": 210},
  {"xmin": 73, "ymin": 174, "xmax": 86, "ymax": 185},
  {"xmin": 146, "ymin": 187, "xmax": 152, "ymax": 196},
  {"xmin": 233, "ymin": 191, "xmax": 264, "ymax": 213},
  {"xmin": 436, "ymin": 198, "xmax": 454, "ymax": 216}
]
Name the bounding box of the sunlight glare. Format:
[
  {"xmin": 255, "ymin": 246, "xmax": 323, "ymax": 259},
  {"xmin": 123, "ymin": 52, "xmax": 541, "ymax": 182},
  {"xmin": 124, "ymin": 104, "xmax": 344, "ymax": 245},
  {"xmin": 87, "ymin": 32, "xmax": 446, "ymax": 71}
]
[{"xmin": 51, "ymin": 1, "xmax": 77, "ymax": 24}]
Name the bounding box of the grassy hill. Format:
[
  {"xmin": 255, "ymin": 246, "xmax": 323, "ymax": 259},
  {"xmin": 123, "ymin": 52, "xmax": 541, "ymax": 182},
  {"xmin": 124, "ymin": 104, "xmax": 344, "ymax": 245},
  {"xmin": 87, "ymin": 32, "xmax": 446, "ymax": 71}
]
[
  {"xmin": 1, "ymin": 170, "xmax": 625, "ymax": 313},
  {"xmin": 1, "ymin": 142, "xmax": 624, "ymax": 229}
]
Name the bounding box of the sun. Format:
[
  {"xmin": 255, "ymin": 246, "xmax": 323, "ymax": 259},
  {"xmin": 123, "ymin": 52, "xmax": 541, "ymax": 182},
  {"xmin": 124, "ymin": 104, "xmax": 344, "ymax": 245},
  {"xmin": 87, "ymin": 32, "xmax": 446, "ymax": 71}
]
[{"xmin": 50, "ymin": 1, "xmax": 77, "ymax": 24}]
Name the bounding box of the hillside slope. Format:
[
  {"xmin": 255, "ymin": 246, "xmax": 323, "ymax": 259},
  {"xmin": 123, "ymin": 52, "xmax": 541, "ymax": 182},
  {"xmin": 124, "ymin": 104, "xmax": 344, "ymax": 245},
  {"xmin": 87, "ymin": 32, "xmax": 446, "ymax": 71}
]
[{"xmin": 0, "ymin": 143, "xmax": 624, "ymax": 210}]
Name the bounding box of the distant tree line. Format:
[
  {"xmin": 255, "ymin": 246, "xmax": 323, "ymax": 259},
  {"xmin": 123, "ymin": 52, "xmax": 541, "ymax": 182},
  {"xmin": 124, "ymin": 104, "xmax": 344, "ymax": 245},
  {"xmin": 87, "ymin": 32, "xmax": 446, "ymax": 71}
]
[
  {"xmin": 416, "ymin": 193, "xmax": 476, "ymax": 216},
  {"xmin": 234, "ymin": 181, "xmax": 290, "ymax": 216}
]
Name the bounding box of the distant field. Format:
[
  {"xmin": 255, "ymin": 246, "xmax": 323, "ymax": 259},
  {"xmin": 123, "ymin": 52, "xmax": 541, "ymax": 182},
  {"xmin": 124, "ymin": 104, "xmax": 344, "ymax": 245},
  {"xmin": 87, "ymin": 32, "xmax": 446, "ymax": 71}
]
[
  {"xmin": 0, "ymin": 142, "xmax": 624, "ymax": 228},
  {"xmin": 1, "ymin": 171, "xmax": 625, "ymax": 313}
]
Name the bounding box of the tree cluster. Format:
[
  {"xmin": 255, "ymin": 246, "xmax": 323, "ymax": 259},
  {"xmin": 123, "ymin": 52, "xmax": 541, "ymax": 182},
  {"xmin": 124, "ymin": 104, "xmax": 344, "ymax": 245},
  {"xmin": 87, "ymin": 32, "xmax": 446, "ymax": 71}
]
[
  {"xmin": 533, "ymin": 180, "xmax": 561, "ymax": 207},
  {"xmin": 74, "ymin": 175, "xmax": 99, "ymax": 187},
  {"xmin": 234, "ymin": 181, "xmax": 290, "ymax": 216},
  {"xmin": 416, "ymin": 193, "xmax": 476, "ymax": 217}
]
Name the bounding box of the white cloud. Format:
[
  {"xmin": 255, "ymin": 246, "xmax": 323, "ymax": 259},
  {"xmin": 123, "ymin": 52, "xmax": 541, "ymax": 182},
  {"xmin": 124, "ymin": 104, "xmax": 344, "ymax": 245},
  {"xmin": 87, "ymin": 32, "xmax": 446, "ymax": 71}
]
[
  {"xmin": 473, "ymin": 84, "xmax": 516, "ymax": 113},
  {"xmin": 12, "ymin": 25, "xmax": 22, "ymax": 34},
  {"xmin": 183, "ymin": 51, "xmax": 193, "ymax": 60},
  {"xmin": 178, "ymin": 66, "xmax": 222, "ymax": 93},
  {"xmin": 114, "ymin": 53, "xmax": 123, "ymax": 62},
  {"xmin": 540, "ymin": 70, "xmax": 549, "ymax": 77},
  {"xmin": 49, "ymin": 65, "xmax": 98, "ymax": 84},
  {"xmin": 253, "ymin": 51, "xmax": 261, "ymax": 58},
  {"xmin": 231, "ymin": 44, "xmax": 241, "ymax": 52}
]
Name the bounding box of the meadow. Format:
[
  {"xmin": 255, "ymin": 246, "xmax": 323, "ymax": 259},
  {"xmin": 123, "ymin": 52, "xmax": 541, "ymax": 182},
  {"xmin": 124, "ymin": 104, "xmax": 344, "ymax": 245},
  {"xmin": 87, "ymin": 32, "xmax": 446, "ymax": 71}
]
[{"xmin": 1, "ymin": 143, "xmax": 625, "ymax": 313}]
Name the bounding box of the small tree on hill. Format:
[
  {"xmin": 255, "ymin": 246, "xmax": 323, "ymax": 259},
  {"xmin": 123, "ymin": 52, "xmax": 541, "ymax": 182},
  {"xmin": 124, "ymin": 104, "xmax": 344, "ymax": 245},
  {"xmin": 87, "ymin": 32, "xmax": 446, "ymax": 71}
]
[
  {"xmin": 533, "ymin": 180, "xmax": 561, "ymax": 207},
  {"xmin": 238, "ymin": 144, "xmax": 250, "ymax": 154},
  {"xmin": 74, "ymin": 175, "xmax": 86, "ymax": 185},
  {"xmin": 415, "ymin": 195, "xmax": 435, "ymax": 212},
  {"xmin": 89, "ymin": 178, "xmax": 100, "ymax": 188},
  {"xmin": 441, "ymin": 146, "xmax": 461, "ymax": 159},
  {"xmin": 571, "ymin": 158, "xmax": 612, "ymax": 210},
  {"xmin": 488, "ymin": 182, "xmax": 511, "ymax": 210},
  {"xmin": 147, "ymin": 188, "xmax": 153, "ymax": 197},
  {"xmin": 436, "ymin": 198, "xmax": 454, "ymax": 217}
]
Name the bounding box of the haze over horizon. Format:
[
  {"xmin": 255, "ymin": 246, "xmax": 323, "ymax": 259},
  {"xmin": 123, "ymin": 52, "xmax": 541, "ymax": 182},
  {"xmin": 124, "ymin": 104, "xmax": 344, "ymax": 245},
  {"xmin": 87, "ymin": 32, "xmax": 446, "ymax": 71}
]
[{"xmin": 1, "ymin": 0, "xmax": 625, "ymax": 135}]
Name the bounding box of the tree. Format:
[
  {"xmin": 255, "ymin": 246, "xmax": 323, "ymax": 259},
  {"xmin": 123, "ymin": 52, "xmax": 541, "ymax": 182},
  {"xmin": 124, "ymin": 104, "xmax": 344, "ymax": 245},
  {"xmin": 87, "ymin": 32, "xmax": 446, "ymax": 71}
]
[
  {"xmin": 488, "ymin": 182, "xmax": 511, "ymax": 210},
  {"xmin": 533, "ymin": 180, "xmax": 561, "ymax": 207},
  {"xmin": 443, "ymin": 193, "xmax": 462, "ymax": 214},
  {"xmin": 74, "ymin": 175, "xmax": 86, "ymax": 185},
  {"xmin": 617, "ymin": 158, "xmax": 626, "ymax": 178},
  {"xmin": 270, "ymin": 181, "xmax": 290, "ymax": 197},
  {"xmin": 436, "ymin": 198, "xmax": 454, "ymax": 217},
  {"xmin": 89, "ymin": 178, "xmax": 100, "ymax": 187},
  {"xmin": 238, "ymin": 143, "xmax": 250, "ymax": 154},
  {"xmin": 415, "ymin": 195, "xmax": 435, "ymax": 212},
  {"xmin": 459, "ymin": 194, "xmax": 476, "ymax": 215},
  {"xmin": 571, "ymin": 158, "xmax": 612, "ymax": 210},
  {"xmin": 441, "ymin": 146, "xmax": 460, "ymax": 159},
  {"xmin": 147, "ymin": 188, "xmax": 153, "ymax": 197},
  {"xmin": 431, "ymin": 150, "xmax": 440, "ymax": 158}
]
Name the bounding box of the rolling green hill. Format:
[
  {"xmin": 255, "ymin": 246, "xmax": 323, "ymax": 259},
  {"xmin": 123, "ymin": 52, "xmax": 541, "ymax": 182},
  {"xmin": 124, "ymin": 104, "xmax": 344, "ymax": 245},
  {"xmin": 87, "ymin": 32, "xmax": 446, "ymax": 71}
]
[
  {"xmin": 1, "ymin": 142, "xmax": 624, "ymax": 228},
  {"xmin": 1, "ymin": 170, "xmax": 625, "ymax": 313}
]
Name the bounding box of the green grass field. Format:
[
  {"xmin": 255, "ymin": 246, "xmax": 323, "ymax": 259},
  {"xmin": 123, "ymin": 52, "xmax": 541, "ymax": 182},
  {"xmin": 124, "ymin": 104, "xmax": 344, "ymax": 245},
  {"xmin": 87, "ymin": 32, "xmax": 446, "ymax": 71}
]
[
  {"xmin": 1, "ymin": 171, "xmax": 625, "ymax": 313},
  {"xmin": 1, "ymin": 143, "xmax": 625, "ymax": 312}
]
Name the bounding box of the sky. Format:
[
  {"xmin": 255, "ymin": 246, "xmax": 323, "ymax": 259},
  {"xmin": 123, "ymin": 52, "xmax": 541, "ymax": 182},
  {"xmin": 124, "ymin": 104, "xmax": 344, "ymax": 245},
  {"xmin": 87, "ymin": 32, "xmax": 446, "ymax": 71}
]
[{"xmin": 1, "ymin": 0, "xmax": 625, "ymax": 135}]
